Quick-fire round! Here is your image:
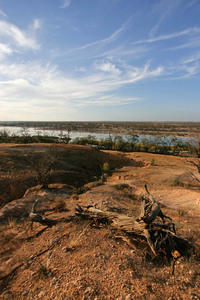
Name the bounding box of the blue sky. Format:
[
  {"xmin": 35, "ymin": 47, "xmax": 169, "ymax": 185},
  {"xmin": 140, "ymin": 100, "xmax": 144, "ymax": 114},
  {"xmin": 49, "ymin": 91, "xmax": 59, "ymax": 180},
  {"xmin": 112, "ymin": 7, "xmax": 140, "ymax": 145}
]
[{"xmin": 0, "ymin": 0, "xmax": 200, "ymax": 121}]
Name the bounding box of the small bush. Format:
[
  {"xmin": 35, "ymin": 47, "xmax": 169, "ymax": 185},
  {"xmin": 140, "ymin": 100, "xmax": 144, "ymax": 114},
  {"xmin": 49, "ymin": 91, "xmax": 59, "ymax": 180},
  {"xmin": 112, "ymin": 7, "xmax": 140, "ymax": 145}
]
[
  {"xmin": 73, "ymin": 186, "xmax": 91, "ymax": 195},
  {"xmin": 53, "ymin": 197, "xmax": 66, "ymax": 212},
  {"xmin": 88, "ymin": 180, "xmax": 103, "ymax": 188},
  {"xmin": 7, "ymin": 217, "xmax": 17, "ymax": 228},
  {"xmin": 150, "ymin": 158, "xmax": 155, "ymax": 166},
  {"xmin": 114, "ymin": 183, "xmax": 132, "ymax": 191},
  {"xmin": 103, "ymin": 162, "xmax": 111, "ymax": 174},
  {"xmin": 36, "ymin": 265, "xmax": 48, "ymax": 279},
  {"xmin": 168, "ymin": 177, "xmax": 184, "ymax": 187}
]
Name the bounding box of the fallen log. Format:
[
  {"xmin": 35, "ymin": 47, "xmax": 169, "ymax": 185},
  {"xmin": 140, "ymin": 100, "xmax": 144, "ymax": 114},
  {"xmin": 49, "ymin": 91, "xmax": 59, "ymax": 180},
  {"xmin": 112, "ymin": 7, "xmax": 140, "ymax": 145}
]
[{"xmin": 75, "ymin": 186, "xmax": 191, "ymax": 259}]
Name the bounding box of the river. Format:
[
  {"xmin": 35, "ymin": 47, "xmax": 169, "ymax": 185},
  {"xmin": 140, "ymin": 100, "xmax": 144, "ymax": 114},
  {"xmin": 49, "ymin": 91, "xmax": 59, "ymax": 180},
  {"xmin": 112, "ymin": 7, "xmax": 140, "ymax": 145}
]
[{"xmin": 0, "ymin": 126, "xmax": 197, "ymax": 145}]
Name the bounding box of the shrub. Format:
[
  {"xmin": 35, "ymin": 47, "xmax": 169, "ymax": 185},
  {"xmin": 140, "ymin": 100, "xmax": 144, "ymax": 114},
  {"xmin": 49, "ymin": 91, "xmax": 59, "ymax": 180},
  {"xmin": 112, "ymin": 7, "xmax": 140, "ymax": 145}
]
[
  {"xmin": 168, "ymin": 177, "xmax": 184, "ymax": 187},
  {"xmin": 103, "ymin": 162, "xmax": 111, "ymax": 174},
  {"xmin": 88, "ymin": 180, "xmax": 103, "ymax": 188},
  {"xmin": 114, "ymin": 183, "xmax": 132, "ymax": 191},
  {"xmin": 53, "ymin": 197, "xmax": 66, "ymax": 212},
  {"xmin": 73, "ymin": 186, "xmax": 91, "ymax": 195},
  {"xmin": 150, "ymin": 158, "xmax": 155, "ymax": 166}
]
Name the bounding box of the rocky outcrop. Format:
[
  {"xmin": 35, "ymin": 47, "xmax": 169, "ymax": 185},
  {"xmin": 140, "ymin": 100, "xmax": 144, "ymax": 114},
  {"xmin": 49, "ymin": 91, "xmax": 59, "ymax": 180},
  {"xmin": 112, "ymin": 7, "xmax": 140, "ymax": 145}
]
[{"xmin": 0, "ymin": 184, "xmax": 70, "ymax": 222}]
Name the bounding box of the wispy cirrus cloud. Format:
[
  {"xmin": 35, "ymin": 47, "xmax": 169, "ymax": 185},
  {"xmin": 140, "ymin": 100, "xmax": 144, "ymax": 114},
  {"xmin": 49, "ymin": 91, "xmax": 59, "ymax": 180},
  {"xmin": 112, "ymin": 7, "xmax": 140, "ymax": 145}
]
[
  {"xmin": 0, "ymin": 60, "xmax": 163, "ymax": 112},
  {"xmin": 66, "ymin": 19, "xmax": 130, "ymax": 53},
  {"xmin": 150, "ymin": 0, "xmax": 184, "ymax": 37},
  {"xmin": 95, "ymin": 61, "xmax": 121, "ymax": 76},
  {"xmin": 133, "ymin": 27, "xmax": 200, "ymax": 45},
  {"xmin": 0, "ymin": 9, "xmax": 7, "ymax": 18},
  {"xmin": 32, "ymin": 19, "xmax": 42, "ymax": 30},
  {"xmin": 182, "ymin": 53, "xmax": 200, "ymax": 64},
  {"xmin": 0, "ymin": 43, "xmax": 13, "ymax": 59},
  {"xmin": 0, "ymin": 19, "xmax": 40, "ymax": 50},
  {"xmin": 60, "ymin": 0, "xmax": 71, "ymax": 9}
]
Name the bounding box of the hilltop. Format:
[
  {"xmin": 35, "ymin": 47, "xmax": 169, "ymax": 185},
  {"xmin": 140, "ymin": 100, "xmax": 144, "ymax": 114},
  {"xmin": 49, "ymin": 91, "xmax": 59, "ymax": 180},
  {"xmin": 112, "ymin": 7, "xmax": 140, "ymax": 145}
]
[{"xmin": 0, "ymin": 145, "xmax": 199, "ymax": 299}]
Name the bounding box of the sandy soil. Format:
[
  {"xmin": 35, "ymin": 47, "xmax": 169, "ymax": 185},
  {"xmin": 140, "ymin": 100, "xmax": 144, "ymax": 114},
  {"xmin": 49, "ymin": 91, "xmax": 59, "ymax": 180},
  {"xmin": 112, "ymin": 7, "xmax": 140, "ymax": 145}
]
[{"xmin": 0, "ymin": 149, "xmax": 200, "ymax": 299}]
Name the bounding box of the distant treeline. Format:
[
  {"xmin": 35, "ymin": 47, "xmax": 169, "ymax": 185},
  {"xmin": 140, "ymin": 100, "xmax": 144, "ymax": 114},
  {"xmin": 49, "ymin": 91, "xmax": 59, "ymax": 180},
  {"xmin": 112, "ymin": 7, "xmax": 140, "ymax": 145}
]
[
  {"xmin": 0, "ymin": 121, "xmax": 200, "ymax": 137},
  {"xmin": 0, "ymin": 129, "xmax": 70, "ymax": 144},
  {"xmin": 71, "ymin": 135, "xmax": 198, "ymax": 156},
  {"xmin": 0, "ymin": 129, "xmax": 198, "ymax": 156}
]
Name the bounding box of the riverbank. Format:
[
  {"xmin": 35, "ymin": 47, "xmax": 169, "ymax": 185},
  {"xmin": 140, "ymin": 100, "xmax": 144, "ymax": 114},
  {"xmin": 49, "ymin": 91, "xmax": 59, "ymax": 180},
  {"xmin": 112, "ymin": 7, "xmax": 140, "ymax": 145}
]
[{"xmin": 1, "ymin": 121, "xmax": 200, "ymax": 137}]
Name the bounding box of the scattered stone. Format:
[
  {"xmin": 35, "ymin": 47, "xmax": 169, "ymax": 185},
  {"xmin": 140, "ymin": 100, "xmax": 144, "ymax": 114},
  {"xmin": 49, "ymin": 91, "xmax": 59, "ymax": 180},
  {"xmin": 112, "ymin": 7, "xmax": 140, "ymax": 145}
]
[
  {"xmin": 52, "ymin": 268, "xmax": 58, "ymax": 272},
  {"xmin": 62, "ymin": 246, "xmax": 72, "ymax": 252},
  {"xmin": 55, "ymin": 282, "xmax": 60, "ymax": 289},
  {"xmin": 2, "ymin": 290, "xmax": 11, "ymax": 295},
  {"xmin": 31, "ymin": 271, "xmax": 37, "ymax": 277},
  {"xmin": 38, "ymin": 291, "xmax": 46, "ymax": 298},
  {"xmin": 22, "ymin": 290, "xmax": 29, "ymax": 296},
  {"xmin": 5, "ymin": 258, "xmax": 13, "ymax": 265},
  {"xmin": 47, "ymin": 251, "xmax": 52, "ymax": 258},
  {"xmin": 46, "ymin": 259, "xmax": 51, "ymax": 268},
  {"xmin": 189, "ymin": 270, "xmax": 195, "ymax": 275},
  {"xmin": 51, "ymin": 277, "xmax": 58, "ymax": 285}
]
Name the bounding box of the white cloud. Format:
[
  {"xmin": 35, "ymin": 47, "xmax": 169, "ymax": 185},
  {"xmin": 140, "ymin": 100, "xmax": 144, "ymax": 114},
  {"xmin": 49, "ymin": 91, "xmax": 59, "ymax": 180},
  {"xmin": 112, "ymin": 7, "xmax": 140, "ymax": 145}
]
[
  {"xmin": 133, "ymin": 27, "xmax": 200, "ymax": 45},
  {"xmin": 32, "ymin": 19, "xmax": 42, "ymax": 30},
  {"xmin": 95, "ymin": 61, "xmax": 121, "ymax": 76},
  {"xmin": 0, "ymin": 20, "xmax": 40, "ymax": 50},
  {"xmin": 0, "ymin": 60, "xmax": 163, "ymax": 114},
  {"xmin": 66, "ymin": 19, "xmax": 129, "ymax": 53},
  {"xmin": 182, "ymin": 53, "xmax": 200, "ymax": 64},
  {"xmin": 150, "ymin": 0, "xmax": 184, "ymax": 37},
  {"xmin": 0, "ymin": 9, "xmax": 7, "ymax": 18},
  {"xmin": 0, "ymin": 43, "xmax": 13, "ymax": 59},
  {"xmin": 60, "ymin": 0, "xmax": 71, "ymax": 8}
]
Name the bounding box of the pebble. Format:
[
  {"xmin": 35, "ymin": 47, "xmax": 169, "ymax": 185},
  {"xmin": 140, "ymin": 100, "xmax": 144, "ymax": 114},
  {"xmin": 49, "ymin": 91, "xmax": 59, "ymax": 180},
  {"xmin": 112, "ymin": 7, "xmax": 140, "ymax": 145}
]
[
  {"xmin": 62, "ymin": 246, "xmax": 71, "ymax": 252},
  {"xmin": 55, "ymin": 282, "xmax": 60, "ymax": 289},
  {"xmin": 22, "ymin": 290, "xmax": 29, "ymax": 296},
  {"xmin": 46, "ymin": 259, "xmax": 51, "ymax": 268},
  {"xmin": 2, "ymin": 290, "xmax": 11, "ymax": 295},
  {"xmin": 51, "ymin": 277, "xmax": 58, "ymax": 285},
  {"xmin": 38, "ymin": 291, "xmax": 46, "ymax": 298},
  {"xmin": 47, "ymin": 251, "xmax": 52, "ymax": 258},
  {"xmin": 125, "ymin": 295, "xmax": 132, "ymax": 300},
  {"xmin": 83, "ymin": 287, "xmax": 93, "ymax": 297},
  {"xmin": 5, "ymin": 258, "xmax": 13, "ymax": 265}
]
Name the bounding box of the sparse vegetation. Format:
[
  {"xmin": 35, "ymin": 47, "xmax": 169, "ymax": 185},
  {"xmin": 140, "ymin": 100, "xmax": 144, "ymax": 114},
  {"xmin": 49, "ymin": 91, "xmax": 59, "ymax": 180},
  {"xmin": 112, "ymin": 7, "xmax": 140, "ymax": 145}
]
[
  {"xmin": 53, "ymin": 197, "xmax": 66, "ymax": 212},
  {"xmin": 114, "ymin": 183, "xmax": 132, "ymax": 192},
  {"xmin": 103, "ymin": 162, "xmax": 111, "ymax": 174},
  {"xmin": 167, "ymin": 177, "xmax": 184, "ymax": 187},
  {"xmin": 36, "ymin": 263, "xmax": 48, "ymax": 279},
  {"xmin": 0, "ymin": 143, "xmax": 199, "ymax": 299},
  {"xmin": 72, "ymin": 186, "xmax": 91, "ymax": 195},
  {"xmin": 150, "ymin": 157, "xmax": 155, "ymax": 166}
]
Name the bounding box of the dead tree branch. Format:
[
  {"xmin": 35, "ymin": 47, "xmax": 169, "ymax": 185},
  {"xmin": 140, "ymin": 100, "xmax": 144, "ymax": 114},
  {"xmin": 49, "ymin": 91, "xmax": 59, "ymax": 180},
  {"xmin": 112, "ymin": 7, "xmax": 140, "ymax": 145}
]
[{"xmin": 75, "ymin": 186, "xmax": 191, "ymax": 259}]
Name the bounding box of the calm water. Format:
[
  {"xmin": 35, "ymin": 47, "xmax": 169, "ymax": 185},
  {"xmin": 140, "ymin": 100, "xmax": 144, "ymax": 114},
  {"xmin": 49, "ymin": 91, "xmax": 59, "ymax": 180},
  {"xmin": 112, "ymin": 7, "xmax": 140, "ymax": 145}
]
[{"xmin": 0, "ymin": 126, "xmax": 197, "ymax": 145}]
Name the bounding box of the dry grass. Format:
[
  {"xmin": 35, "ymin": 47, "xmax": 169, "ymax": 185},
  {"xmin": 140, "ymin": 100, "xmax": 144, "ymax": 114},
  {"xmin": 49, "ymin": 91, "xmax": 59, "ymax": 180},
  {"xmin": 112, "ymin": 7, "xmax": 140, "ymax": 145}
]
[
  {"xmin": 167, "ymin": 177, "xmax": 184, "ymax": 187},
  {"xmin": 53, "ymin": 197, "xmax": 66, "ymax": 212}
]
